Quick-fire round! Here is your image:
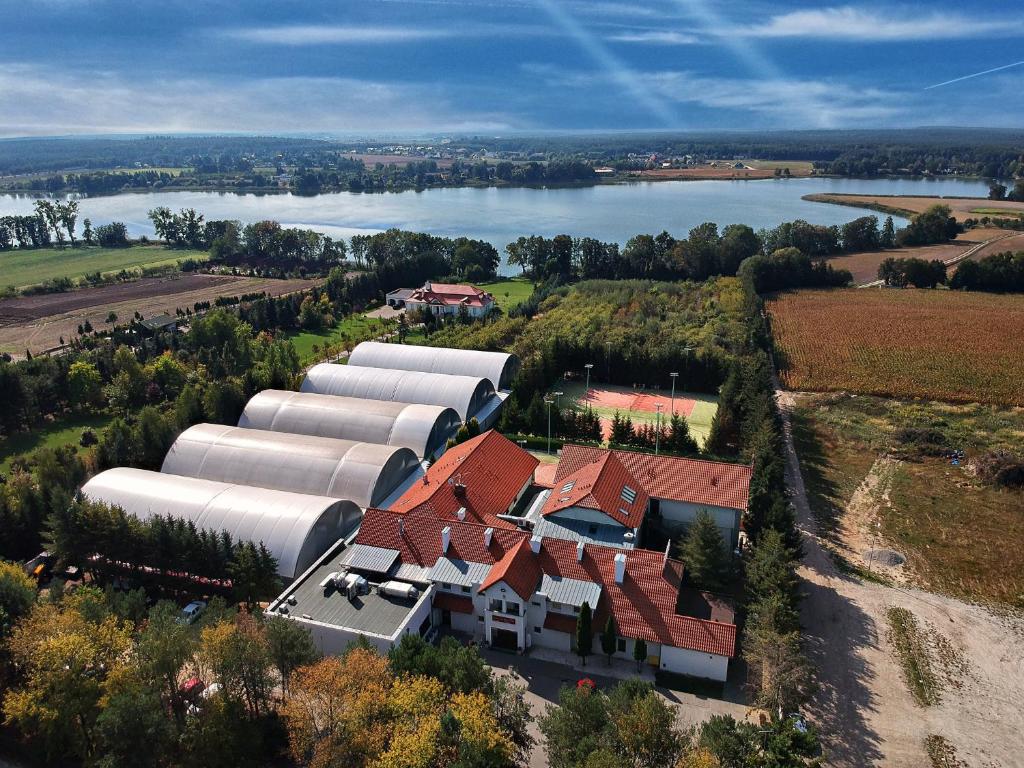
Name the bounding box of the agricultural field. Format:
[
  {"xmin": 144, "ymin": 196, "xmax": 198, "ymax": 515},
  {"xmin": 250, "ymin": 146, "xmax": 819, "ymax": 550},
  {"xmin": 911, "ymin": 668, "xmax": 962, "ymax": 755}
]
[
  {"xmin": 555, "ymin": 379, "xmax": 717, "ymax": 447},
  {"xmin": 2, "ymin": 244, "xmax": 208, "ymax": 289},
  {"xmin": 767, "ymin": 289, "xmax": 1024, "ymax": 406},
  {"xmin": 739, "ymin": 159, "xmax": 815, "ymax": 175},
  {"xmin": 804, "ymin": 192, "xmax": 1024, "ymax": 222},
  {"xmin": 0, "ymin": 274, "xmax": 317, "ymax": 355},
  {"xmin": 790, "ymin": 392, "xmax": 1024, "ymax": 606}
]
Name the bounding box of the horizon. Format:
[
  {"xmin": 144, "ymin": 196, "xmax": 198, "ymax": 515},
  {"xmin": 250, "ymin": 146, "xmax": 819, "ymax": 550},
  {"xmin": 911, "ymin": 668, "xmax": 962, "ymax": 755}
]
[{"xmin": 2, "ymin": 0, "xmax": 1023, "ymax": 138}]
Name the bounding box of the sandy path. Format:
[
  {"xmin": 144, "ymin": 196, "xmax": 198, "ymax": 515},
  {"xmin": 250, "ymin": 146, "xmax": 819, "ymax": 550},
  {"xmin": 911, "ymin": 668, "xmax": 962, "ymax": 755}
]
[{"xmin": 775, "ymin": 385, "xmax": 1024, "ymax": 767}]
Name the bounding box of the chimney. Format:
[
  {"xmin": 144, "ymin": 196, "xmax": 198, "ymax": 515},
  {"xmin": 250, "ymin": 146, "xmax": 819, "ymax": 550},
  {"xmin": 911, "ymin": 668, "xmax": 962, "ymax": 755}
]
[
  {"xmin": 663, "ymin": 540, "xmax": 671, "ymax": 566},
  {"xmin": 530, "ymin": 534, "xmax": 542, "ymax": 554},
  {"xmin": 576, "ymin": 540, "xmax": 585, "ymax": 562},
  {"xmin": 614, "ymin": 552, "xmax": 627, "ymax": 584},
  {"xmin": 441, "ymin": 526, "xmax": 451, "ymax": 553},
  {"xmin": 457, "ymin": 506, "xmax": 466, "ymax": 522},
  {"xmin": 484, "ymin": 527, "xmax": 494, "ymax": 547}
]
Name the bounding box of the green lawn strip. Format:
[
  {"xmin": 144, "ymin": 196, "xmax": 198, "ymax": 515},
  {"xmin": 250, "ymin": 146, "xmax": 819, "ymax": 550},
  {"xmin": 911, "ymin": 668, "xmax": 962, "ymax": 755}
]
[
  {"xmin": 0, "ymin": 412, "xmax": 112, "ymax": 473},
  {"xmin": 3, "ymin": 245, "xmax": 208, "ymax": 289},
  {"xmin": 285, "ymin": 313, "xmax": 393, "ymax": 364},
  {"xmin": 474, "ymin": 278, "xmax": 535, "ymax": 312},
  {"xmin": 886, "ymin": 606, "xmax": 940, "ymax": 707},
  {"xmin": 968, "ymin": 207, "xmax": 1024, "ymax": 218}
]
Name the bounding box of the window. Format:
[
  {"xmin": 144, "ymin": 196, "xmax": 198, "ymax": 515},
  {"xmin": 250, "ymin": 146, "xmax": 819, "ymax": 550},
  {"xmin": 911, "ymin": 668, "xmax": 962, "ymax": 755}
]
[
  {"xmin": 441, "ymin": 582, "xmax": 451, "ymax": 590},
  {"xmin": 505, "ymin": 601, "xmax": 521, "ymax": 616},
  {"xmin": 561, "ymin": 480, "xmax": 576, "ymax": 493},
  {"xmin": 534, "ymin": 627, "xmax": 542, "ymax": 634},
  {"xmin": 461, "ymin": 585, "xmax": 471, "ymax": 594},
  {"xmin": 617, "ymin": 638, "xmax": 626, "ymax": 652},
  {"xmin": 531, "ymin": 601, "xmax": 541, "ymax": 607},
  {"xmin": 621, "ymin": 485, "xmax": 637, "ymax": 504},
  {"xmin": 489, "ymin": 598, "xmax": 503, "ymax": 612}
]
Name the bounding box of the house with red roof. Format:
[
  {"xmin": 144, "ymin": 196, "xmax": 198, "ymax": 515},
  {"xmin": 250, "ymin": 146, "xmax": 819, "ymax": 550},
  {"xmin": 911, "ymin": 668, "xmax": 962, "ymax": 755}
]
[{"xmin": 402, "ymin": 281, "xmax": 495, "ymax": 318}]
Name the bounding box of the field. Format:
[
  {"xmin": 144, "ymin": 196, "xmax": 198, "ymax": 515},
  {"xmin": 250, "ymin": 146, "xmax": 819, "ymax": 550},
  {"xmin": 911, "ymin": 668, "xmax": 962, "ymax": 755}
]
[
  {"xmin": 0, "ymin": 274, "xmax": 317, "ymax": 355},
  {"xmin": 790, "ymin": 392, "xmax": 1024, "ymax": 606},
  {"xmin": 285, "ymin": 313, "xmax": 392, "ymax": 364},
  {"xmin": 2, "ymin": 244, "xmax": 208, "ymax": 289},
  {"xmin": 804, "ymin": 193, "xmax": 1024, "ymax": 223},
  {"xmin": 767, "ymin": 289, "xmax": 1024, "ymax": 406},
  {"xmin": 739, "ymin": 159, "xmax": 816, "ymax": 175},
  {"xmin": 0, "ymin": 411, "xmax": 111, "ymax": 473},
  {"xmin": 475, "ymin": 278, "xmax": 534, "ymax": 312},
  {"xmin": 556, "ymin": 379, "xmax": 718, "ymax": 447}
]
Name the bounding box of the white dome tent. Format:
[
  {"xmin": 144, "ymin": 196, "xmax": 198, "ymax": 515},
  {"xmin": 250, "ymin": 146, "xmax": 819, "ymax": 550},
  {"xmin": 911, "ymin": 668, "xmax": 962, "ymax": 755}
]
[
  {"xmin": 348, "ymin": 341, "xmax": 519, "ymax": 390},
  {"xmin": 238, "ymin": 390, "xmax": 460, "ymax": 459},
  {"xmin": 80, "ymin": 468, "xmax": 360, "ymax": 579},
  {"xmin": 160, "ymin": 423, "xmax": 420, "ymax": 509}
]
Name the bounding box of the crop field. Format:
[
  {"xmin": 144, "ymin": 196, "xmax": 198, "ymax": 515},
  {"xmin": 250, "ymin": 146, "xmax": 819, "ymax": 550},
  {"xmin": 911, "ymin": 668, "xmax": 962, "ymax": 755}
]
[
  {"xmin": 2, "ymin": 244, "xmax": 208, "ymax": 289},
  {"xmin": 767, "ymin": 289, "xmax": 1024, "ymax": 406},
  {"xmin": 805, "ymin": 193, "xmax": 1024, "ymax": 223}
]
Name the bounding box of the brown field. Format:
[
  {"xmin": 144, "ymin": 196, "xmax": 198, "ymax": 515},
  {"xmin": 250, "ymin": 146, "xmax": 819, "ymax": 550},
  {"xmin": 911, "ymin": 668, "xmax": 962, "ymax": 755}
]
[
  {"xmin": 0, "ymin": 274, "xmax": 317, "ymax": 355},
  {"xmin": 341, "ymin": 153, "xmax": 454, "ymax": 169},
  {"xmin": 634, "ymin": 167, "xmax": 777, "ymax": 181},
  {"xmin": 805, "ymin": 193, "xmax": 1024, "ymax": 222},
  {"xmin": 766, "ymin": 289, "xmax": 1024, "ymax": 406}
]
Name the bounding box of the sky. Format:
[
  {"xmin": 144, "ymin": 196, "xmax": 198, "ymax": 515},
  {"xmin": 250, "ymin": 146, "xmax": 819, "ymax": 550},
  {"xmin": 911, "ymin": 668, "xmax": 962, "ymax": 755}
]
[{"xmin": 1, "ymin": 0, "xmax": 1023, "ymax": 137}]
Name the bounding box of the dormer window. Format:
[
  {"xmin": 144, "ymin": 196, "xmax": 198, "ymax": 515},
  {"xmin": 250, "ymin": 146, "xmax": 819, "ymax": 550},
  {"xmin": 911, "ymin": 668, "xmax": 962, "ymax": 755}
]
[{"xmin": 621, "ymin": 485, "xmax": 637, "ymax": 504}]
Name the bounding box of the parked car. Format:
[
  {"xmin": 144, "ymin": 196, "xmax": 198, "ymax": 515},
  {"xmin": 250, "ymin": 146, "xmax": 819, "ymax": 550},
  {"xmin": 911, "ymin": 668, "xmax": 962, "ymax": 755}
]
[
  {"xmin": 179, "ymin": 677, "xmax": 206, "ymax": 701},
  {"xmin": 178, "ymin": 600, "xmax": 207, "ymax": 625}
]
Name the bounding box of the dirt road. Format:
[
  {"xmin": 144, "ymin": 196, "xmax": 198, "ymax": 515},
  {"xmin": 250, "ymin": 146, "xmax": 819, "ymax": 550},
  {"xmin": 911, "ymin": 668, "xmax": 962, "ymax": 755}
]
[{"xmin": 775, "ymin": 386, "xmax": 1024, "ymax": 767}]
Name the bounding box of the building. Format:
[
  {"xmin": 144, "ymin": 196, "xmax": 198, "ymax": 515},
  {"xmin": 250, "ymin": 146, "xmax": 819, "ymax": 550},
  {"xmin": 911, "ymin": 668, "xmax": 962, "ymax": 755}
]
[
  {"xmin": 138, "ymin": 314, "xmax": 178, "ymax": 335},
  {"xmin": 160, "ymin": 423, "xmax": 421, "ymax": 509},
  {"xmin": 385, "ymin": 288, "xmax": 415, "ymax": 308},
  {"xmin": 238, "ymin": 390, "xmax": 461, "ymax": 459},
  {"xmin": 81, "ymin": 468, "xmax": 360, "ymax": 579},
  {"xmin": 301, "ymin": 364, "xmax": 502, "ymax": 427},
  {"xmin": 348, "ymin": 341, "xmax": 519, "ymax": 391},
  {"xmin": 551, "ymin": 446, "xmax": 752, "ymax": 549},
  {"xmin": 402, "ymin": 282, "xmax": 495, "ymax": 318}
]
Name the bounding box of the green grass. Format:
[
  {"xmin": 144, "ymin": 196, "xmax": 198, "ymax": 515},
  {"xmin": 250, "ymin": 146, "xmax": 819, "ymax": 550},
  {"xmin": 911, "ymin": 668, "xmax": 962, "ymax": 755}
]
[
  {"xmin": 285, "ymin": 314, "xmax": 391, "ymax": 364},
  {"xmin": 969, "ymin": 207, "xmax": 1024, "ymax": 218},
  {"xmin": 886, "ymin": 606, "xmax": 940, "ymax": 707},
  {"xmin": 3, "ymin": 244, "xmax": 208, "ymax": 289},
  {"xmin": 554, "ymin": 379, "xmax": 718, "ymax": 447},
  {"xmin": 0, "ymin": 412, "xmax": 112, "ymax": 473},
  {"xmin": 475, "ymin": 278, "xmax": 535, "ymax": 312}
]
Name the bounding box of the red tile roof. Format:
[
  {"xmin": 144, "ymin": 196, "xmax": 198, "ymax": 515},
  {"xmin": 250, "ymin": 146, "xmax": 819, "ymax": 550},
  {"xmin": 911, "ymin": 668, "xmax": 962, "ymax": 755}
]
[
  {"xmin": 354, "ymin": 507, "xmax": 735, "ymax": 658},
  {"xmin": 543, "ymin": 612, "xmax": 578, "ymax": 633},
  {"xmin": 555, "ymin": 445, "xmax": 751, "ymax": 512},
  {"xmin": 408, "ymin": 282, "xmax": 494, "ymax": 309},
  {"xmin": 390, "ymin": 430, "xmax": 538, "ymax": 529},
  {"xmin": 541, "ymin": 452, "xmax": 648, "ymax": 527},
  {"xmin": 433, "ymin": 592, "xmax": 475, "ymax": 615},
  {"xmin": 479, "ymin": 538, "xmax": 542, "ymax": 600}
]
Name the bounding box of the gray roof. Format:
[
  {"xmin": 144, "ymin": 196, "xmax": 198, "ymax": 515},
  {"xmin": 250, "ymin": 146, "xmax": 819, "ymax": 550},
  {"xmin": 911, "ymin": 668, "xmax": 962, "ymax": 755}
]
[
  {"xmin": 238, "ymin": 390, "xmax": 460, "ymax": 459},
  {"xmin": 161, "ymin": 423, "xmax": 420, "ymax": 508},
  {"xmin": 428, "ymin": 557, "xmax": 491, "ymax": 587},
  {"xmin": 532, "ymin": 517, "xmax": 638, "ymax": 549},
  {"xmin": 301, "ymin": 363, "xmax": 497, "ymax": 421},
  {"xmin": 349, "ymin": 341, "xmax": 519, "ymax": 390},
  {"xmin": 80, "ymin": 468, "xmax": 360, "ymax": 579},
  {"xmin": 538, "ymin": 574, "xmax": 603, "ymax": 607},
  {"xmin": 393, "ymin": 563, "xmax": 434, "ymax": 583},
  {"xmin": 339, "ymin": 543, "xmax": 400, "ymax": 574}
]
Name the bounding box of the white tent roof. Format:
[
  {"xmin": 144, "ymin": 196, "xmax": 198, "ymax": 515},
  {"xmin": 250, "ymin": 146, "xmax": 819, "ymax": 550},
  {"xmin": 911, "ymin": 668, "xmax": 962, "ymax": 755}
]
[
  {"xmin": 301, "ymin": 364, "xmax": 496, "ymax": 421},
  {"xmin": 348, "ymin": 341, "xmax": 519, "ymax": 390},
  {"xmin": 81, "ymin": 467, "xmax": 360, "ymax": 579},
  {"xmin": 238, "ymin": 390, "xmax": 460, "ymax": 459},
  {"xmin": 161, "ymin": 423, "xmax": 419, "ymax": 509}
]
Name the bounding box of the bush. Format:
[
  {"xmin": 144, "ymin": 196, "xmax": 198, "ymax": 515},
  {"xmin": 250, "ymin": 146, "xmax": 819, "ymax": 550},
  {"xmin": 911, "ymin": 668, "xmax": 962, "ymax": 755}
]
[{"xmin": 974, "ymin": 450, "xmax": 1024, "ymax": 488}]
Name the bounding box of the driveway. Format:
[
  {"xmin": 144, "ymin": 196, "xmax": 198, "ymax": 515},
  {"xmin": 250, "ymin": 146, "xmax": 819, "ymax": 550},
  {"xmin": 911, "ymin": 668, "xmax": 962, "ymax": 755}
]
[{"xmin": 775, "ymin": 385, "xmax": 1024, "ymax": 767}]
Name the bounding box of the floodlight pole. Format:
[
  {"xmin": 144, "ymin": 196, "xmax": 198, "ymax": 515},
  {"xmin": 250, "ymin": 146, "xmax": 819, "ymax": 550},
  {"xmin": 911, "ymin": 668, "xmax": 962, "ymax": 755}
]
[
  {"xmin": 584, "ymin": 363, "xmax": 593, "ymax": 410},
  {"xmin": 669, "ymin": 372, "xmax": 679, "ymax": 416},
  {"xmin": 655, "ymin": 403, "xmax": 663, "ymax": 455},
  {"xmin": 545, "ymin": 397, "xmax": 553, "ymax": 455},
  {"xmin": 605, "ymin": 342, "xmax": 612, "ymax": 382}
]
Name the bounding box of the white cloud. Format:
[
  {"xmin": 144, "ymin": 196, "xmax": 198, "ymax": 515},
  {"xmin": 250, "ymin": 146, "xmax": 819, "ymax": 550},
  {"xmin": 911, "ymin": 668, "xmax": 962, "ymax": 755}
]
[
  {"xmin": 0, "ymin": 65, "xmax": 516, "ymax": 137},
  {"xmin": 606, "ymin": 30, "xmax": 699, "ymax": 45},
  {"xmin": 743, "ymin": 6, "xmax": 1022, "ymax": 42},
  {"xmin": 223, "ymin": 25, "xmax": 455, "ymax": 45}
]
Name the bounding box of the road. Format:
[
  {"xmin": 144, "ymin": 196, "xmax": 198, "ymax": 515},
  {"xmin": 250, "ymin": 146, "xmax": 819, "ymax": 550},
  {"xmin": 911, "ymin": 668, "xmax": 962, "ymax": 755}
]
[
  {"xmin": 775, "ymin": 384, "xmax": 1024, "ymax": 766},
  {"xmin": 858, "ymin": 231, "xmax": 1016, "ymax": 288}
]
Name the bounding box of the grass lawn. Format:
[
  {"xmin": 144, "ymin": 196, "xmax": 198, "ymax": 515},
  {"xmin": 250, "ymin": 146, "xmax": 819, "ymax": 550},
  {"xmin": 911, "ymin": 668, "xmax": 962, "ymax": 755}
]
[
  {"xmin": 554, "ymin": 379, "xmax": 718, "ymax": 447},
  {"xmin": 475, "ymin": 278, "xmax": 534, "ymax": 312},
  {"xmin": 0, "ymin": 412, "xmax": 112, "ymax": 473},
  {"xmin": 969, "ymin": 207, "xmax": 1024, "ymax": 218},
  {"xmin": 3, "ymin": 244, "xmax": 208, "ymax": 289},
  {"xmin": 791, "ymin": 392, "xmax": 1024, "ymax": 607},
  {"xmin": 285, "ymin": 313, "xmax": 392, "ymax": 364}
]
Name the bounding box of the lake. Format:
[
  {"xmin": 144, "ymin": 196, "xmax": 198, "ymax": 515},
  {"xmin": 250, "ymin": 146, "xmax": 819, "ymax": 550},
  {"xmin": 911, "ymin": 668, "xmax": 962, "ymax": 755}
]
[{"xmin": 0, "ymin": 177, "xmax": 992, "ymax": 275}]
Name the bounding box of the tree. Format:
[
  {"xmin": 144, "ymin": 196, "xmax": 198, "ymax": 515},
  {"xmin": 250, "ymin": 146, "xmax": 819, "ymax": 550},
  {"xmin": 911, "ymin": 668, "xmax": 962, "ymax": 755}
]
[
  {"xmin": 58, "ymin": 201, "xmax": 79, "ymax": 246},
  {"xmin": 632, "ymin": 638, "xmax": 647, "ymax": 673},
  {"xmin": 265, "ymin": 615, "xmax": 321, "ymax": 695},
  {"xmin": 200, "ymin": 611, "xmax": 274, "ymax": 718},
  {"xmin": 678, "ymin": 510, "xmax": 730, "ymax": 592},
  {"xmin": 576, "ymin": 601, "xmax": 593, "ymax": 666},
  {"xmin": 82, "ymin": 218, "xmax": 94, "ymax": 245},
  {"xmin": 67, "ymin": 360, "xmax": 103, "ymax": 411},
  {"xmin": 745, "ymin": 529, "xmax": 798, "ymax": 609},
  {"xmin": 94, "ymin": 672, "xmax": 174, "ymax": 768},
  {"xmin": 539, "ymin": 684, "xmax": 609, "ymax": 768},
  {"xmin": 35, "ymin": 200, "xmax": 65, "ymax": 248},
  {"xmin": 744, "ymin": 606, "xmax": 811, "ymax": 717},
  {"xmin": 388, "ymin": 634, "xmax": 491, "ymax": 694},
  {"xmin": 989, "ymin": 182, "xmax": 1008, "ymax": 200},
  {"xmin": 136, "ymin": 601, "xmax": 197, "ymax": 725},
  {"xmin": 0, "ymin": 560, "xmax": 36, "ymax": 640},
  {"xmin": 229, "ymin": 542, "xmax": 280, "ymax": 609},
  {"xmin": 601, "ymin": 614, "xmax": 618, "ymax": 666},
  {"xmin": 880, "ymin": 216, "xmax": 896, "ymax": 248},
  {"xmin": 607, "ymin": 685, "xmax": 685, "ymax": 768}
]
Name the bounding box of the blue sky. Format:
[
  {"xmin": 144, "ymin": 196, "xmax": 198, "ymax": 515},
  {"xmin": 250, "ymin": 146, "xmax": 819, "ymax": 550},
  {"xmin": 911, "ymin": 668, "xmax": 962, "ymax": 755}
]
[{"xmin": 1, "ymin": 0, "xmax": 1022, "ymax": 137}]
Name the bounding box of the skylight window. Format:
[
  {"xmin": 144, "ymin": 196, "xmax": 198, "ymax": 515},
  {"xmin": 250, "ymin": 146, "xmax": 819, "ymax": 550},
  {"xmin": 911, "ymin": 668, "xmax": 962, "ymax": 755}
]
[
  {"xmin": 619, "ymin": 507, "xmax": 630, "ymax": 518},
  {"xmin": 561, "ymin": 480, "xmax": 576, "ymax": 493},
  {"xmin": 621, "ymin": 485, "xmax": 637, "ymax": 504}
]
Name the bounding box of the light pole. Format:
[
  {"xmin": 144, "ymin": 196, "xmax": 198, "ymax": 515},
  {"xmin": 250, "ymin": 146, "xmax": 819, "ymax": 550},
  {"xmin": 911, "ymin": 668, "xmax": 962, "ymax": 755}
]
[
  {"xmin": 605, "ymin": 342, "xmax": 612, "ymax": 382},
  {"xmin": 654, "ymin": 403, "xmax": 663, "ymax": 455},
  {"xmin": 545, "ymin": 391, "xmax": 563, "ymax": 455},
  {"xmin": 669, "ymin": 372, "xmax": 679, "ymax": 417},
  {"xmin": 584, "ymin": 363, "xmax": 593, "ymax": 409}
]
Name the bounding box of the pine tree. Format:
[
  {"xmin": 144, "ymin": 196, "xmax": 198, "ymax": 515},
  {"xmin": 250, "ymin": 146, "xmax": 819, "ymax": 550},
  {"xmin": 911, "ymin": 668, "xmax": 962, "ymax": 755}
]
[
  {"xmin": 610, "ymin": 411, "xmax": 631, "ymax": 445},
  {"xmin": 576, "ymin": 601, "xmax": 593, "ymax": 666},
  {"xmin": 881, "ymin": 216, "xmax": 896, "ymax": 248},
  {"xmin": 601, "ymin": 614, "xmax": 618, "ymax": 665},
  {"xmin": 499, "ymin": 394, "xmax": 523, "ymax": 433},
  {"xmin": 678, "ymin": 510, "xmax": 730, "ymax": 592},
  {"xmin": 632, "ymin": 638, "xmax": 647, "ymax": 673},
  {"xmin": 667, "ymin": 412, "xmax": 699, "ymax": 455},
  {"xmin": 524, "ymin": 393, "xmax": 546, "ymax": 436}
]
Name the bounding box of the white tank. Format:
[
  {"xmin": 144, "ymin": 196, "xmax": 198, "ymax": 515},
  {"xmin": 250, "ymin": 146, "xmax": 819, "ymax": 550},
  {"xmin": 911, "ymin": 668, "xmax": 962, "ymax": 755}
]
[{"xmin": 378, "ymin": 581, "xmax": 418, "ymax": 600}]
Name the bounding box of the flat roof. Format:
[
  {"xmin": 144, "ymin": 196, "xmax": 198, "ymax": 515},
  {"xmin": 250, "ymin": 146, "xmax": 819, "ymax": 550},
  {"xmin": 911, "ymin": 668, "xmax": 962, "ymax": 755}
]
[{"xmin": 277, "ymin": 544, "xmax": 424, "ymax": 637}]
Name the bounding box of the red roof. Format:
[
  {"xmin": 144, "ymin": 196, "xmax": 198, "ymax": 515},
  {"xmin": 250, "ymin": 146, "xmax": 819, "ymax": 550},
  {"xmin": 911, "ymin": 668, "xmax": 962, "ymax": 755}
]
[
  {"xmin": 555, "ymin": 445, "xmax": 751, "ymax": 512},
  {"xmin": 433, "ymin": 592, "xmax": 475, "ymax": 614},
  {"xmin": 479, "ymin": 538, "xmax": 542, "ymax": 600},
  {"xmin": 544, "ymin": 612, "xmax": 578, "ymax": 633},
  {"xmin": 354, "ymin": 507, "xmax": 735, "ymax": 658},
  {"xmin": 541, "ymin": 452, "xmax": 649, "ymax": 527},
  {"xmin": 408, "ymin": 282, "xmax": 494, "ymax": 309},
  {"xmin": 390, "ymin": 430, "xmax": 538, "ymax": 529}
]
